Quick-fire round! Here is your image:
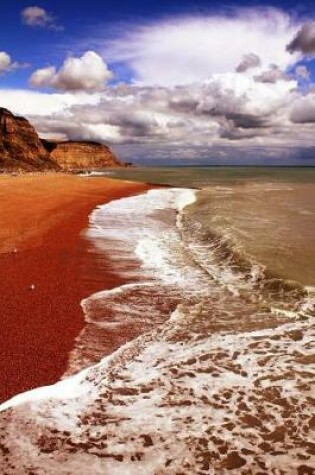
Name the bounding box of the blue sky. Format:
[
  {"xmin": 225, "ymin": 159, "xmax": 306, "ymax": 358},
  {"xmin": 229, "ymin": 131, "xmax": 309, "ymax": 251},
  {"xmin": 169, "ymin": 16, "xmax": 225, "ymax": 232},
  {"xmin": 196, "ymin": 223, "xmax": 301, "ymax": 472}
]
[
  {"xmin": 1, "ymin": 1, "xmax": 315, "ymax": 164},
  {"xmin": 2, "ymin": 0, "xmax": 315, "ymax": 86}
]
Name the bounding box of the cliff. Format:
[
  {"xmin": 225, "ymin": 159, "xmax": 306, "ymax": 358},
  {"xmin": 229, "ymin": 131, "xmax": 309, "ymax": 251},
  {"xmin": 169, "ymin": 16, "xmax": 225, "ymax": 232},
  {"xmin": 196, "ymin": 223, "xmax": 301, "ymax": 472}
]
[
  {"xmin": 41, "ymin": 140, "xmax": 123, "ymax": 171},
  {"xmin": 0, "ymin": 108, "xmax": 59, "ymax": 172},
  {"xmin": 0, "ymin": 108, "xmax": 125, "ymax": 173}
]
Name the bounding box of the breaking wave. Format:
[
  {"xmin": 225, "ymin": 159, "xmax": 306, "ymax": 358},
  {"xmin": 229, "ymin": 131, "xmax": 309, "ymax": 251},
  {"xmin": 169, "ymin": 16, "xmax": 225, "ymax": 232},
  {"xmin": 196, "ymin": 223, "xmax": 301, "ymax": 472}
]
[{"xmin": 64, "ymin": 187, "xmax": 314, "ymax": 377}]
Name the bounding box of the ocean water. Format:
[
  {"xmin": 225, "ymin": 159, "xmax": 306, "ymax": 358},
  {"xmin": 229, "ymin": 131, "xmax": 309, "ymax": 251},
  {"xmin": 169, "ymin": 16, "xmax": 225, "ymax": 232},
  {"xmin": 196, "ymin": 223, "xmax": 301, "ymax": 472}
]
[
  {"xmin": 1, "ymin": 167, "xmax": 314, "ymax": 474},
  {"xmin": 64, "ymin": 168, "xmax": 315, "ymax": 375},
  {"xmin": 109, "ymin": 166, "xmax": 315, "ymax": 285},
  {"xmin": 106, "ymin": 164, "xmax": 315, "ymax": 187}
]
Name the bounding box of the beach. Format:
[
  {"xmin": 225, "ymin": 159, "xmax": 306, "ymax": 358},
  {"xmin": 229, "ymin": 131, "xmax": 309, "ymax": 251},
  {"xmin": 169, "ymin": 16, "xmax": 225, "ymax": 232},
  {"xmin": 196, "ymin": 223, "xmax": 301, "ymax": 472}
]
[
  {"xmin": 0, "ymin": 169, "xmax": 314, "ymax": 474},
  {"xmin": 0, "ymin": 173, "xmax": 151, "ymax": 403}
]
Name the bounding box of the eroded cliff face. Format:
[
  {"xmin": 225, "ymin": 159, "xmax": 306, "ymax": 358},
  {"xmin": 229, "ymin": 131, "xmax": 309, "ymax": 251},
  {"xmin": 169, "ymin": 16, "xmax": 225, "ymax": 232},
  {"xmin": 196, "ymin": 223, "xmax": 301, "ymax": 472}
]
[
  {"xmin": 42, "ymin": 140, "xmax": 123, "ymax": 171},
  {"xmin": 0, "ymin": 108, "xmax": 123, "ymax": 173},
  {"xmin": 0, "ymin": 108, "xmax": 59, "ymax": 172}
]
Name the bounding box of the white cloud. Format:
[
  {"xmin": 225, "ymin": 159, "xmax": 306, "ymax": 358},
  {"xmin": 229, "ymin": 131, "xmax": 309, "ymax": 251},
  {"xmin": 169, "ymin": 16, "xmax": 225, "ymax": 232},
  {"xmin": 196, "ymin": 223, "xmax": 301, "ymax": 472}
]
[
  {"xmin": 29, "ymin": 51, "xmax": 113, "ymax": 92},
  {"xmin": 16, "ymin": 72, "xmax": 303, "ymax": 147},
  {"xmin": 254, "ymin": 64, "xmax": 289, "ymax": 83},
  {"xmin": 103, "ymin": 8, "xmax": 300, "ymax": 86},
  {"xmin": 290, "ymin": 95, "xmax": 315, "ymax": 123},
  {"xmin": 30, "ymin": 66, "xmax": 56, "ymax": 87},
  {"xmin": 85, "ymin": 123, "xmax": 122, "ymax": 142},
  {"xmin": 189, "ymin": 73, "xmax": 296, "ymax": 123},
  {"xmin": 0, "ymin": 52, "xmax": 23, "ymax": 75},
  {"xmin": 2, "ymin": 70, "xmax": 314, "ymax": 160},
  {"xmin": 2, "ymin": 7, "xmax": 314, "ymax": 162},
  {"xmin": 236, "ymin": 53, "xmax": 261, "ymax": 73},
  {"xmin": 21, "ymin": 6, "xmax": 63, "ymax": 31},
  {"xmin": 0, "ymin": 89, "xmax": 101, "ymax": 116}
]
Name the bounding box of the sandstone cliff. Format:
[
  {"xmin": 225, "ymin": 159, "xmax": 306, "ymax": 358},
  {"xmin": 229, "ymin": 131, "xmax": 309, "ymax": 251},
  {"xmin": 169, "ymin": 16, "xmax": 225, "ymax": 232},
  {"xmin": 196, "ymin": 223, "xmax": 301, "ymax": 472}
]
[
  {"xmin": 0, "ymin": 108, "xmax": 59, "ymax": 172},
  {"xmin": 0, "ymin": 108, "xmax": 123, "ymax": 173},
  {"xmin": 42, "ymin": 140, "xmax": 122, "ymax": 171}
]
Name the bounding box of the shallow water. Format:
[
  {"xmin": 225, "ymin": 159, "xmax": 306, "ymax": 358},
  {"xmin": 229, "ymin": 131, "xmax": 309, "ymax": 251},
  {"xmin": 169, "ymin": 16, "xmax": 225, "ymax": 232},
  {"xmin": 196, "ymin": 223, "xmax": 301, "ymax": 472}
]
[
  {"xmin": 109, "ymin": 166, "xmax": 315, "ymax": 287},
  {"xmin": 189, "ymin": 182, "xmax": 315, "ymax": 287},
  {"xmin": 68, "ymin": 176, "xmax": 314, "ymax": 372}
]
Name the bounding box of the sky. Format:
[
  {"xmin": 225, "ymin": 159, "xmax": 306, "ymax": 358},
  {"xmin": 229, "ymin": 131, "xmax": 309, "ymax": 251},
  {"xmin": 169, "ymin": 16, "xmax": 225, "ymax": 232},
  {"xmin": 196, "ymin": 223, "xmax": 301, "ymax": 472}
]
[{"xmin": 1, "ymin": 0, "xmax": 315, "ymax": 164}]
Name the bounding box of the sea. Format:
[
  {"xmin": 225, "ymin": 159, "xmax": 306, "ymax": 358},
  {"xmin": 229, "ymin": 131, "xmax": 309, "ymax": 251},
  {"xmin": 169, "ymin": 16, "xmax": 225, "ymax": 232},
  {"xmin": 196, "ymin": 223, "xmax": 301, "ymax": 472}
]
[{"xmin": 1, "ymin": 166, "xmax": 314, "ymax": 474}]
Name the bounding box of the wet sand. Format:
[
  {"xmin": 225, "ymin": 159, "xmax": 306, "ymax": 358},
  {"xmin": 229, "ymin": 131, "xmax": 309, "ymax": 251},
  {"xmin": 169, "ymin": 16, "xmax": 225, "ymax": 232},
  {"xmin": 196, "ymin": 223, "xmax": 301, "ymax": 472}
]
[{"xmin": 0, "ymin": 173, "xmax": 151, "ymax": 404}]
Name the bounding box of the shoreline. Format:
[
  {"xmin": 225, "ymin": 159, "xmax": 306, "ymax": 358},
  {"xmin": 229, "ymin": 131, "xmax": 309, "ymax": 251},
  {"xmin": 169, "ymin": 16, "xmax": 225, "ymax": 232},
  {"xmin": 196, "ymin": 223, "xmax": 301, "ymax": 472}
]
[
  {"xmin": 0, "ymin": 173, "xmax": 152, "ymax": 404},
  {"xmin": 0, "ymin": 175, "xmax": 314, "ymax": 473}
]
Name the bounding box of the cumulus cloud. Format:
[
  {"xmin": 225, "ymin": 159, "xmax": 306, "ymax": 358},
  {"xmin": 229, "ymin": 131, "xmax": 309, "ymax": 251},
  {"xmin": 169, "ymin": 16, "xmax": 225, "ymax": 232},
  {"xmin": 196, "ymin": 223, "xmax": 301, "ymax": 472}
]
[
  {"xmin": 0, "ymin": 52, "xmax": 15, "ymax": 74},
  {"xmin": 254, "ymin": 64, "xmax": 289, "ymax": 83},
  {"xmin": 2, "ymin": 68, "xmax": 314, "ymax": 160},
  {"xmin": 290, "ymin": 95, "xmax": 315, "ymax": 123},
  {"xmin": 101, "ymin": 8, "xmax": 300, "ymax": 85},
  {"xmin": 29, "ymin": 51, "xmax": 113, "ymax": 92},
  {"xmin": 84, "ymin": 124, "xmax": 122, "ymax": 143},
  {"xmin": 287, "ymin": 21, "xmax": 315, "ymax": 55},
  {"xmin": 236, "ymin": 53, "xmax": 261, "ymax": 73},
  {"xmin": 15, "ymin": 72, "xmax": 300, "ymax": 148},
  {"xmin": 0, "ymin": 52, "xmax": 27, "ymax": 75},
  {"xmin": 21, "ymin": 6, "xmax": 63, "ymax": 31},
  {"xmin": 2, "ymin": 8, "xmax": 314, "ymax": 161}
]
